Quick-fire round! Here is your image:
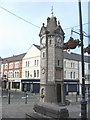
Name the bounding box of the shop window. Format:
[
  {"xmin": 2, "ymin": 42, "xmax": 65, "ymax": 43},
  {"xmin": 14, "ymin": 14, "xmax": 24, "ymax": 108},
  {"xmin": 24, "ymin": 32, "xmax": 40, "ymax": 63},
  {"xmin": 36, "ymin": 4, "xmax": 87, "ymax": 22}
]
[{"xmin": 12, "ymin": 82, "xmax": 20, "ymax": 89}]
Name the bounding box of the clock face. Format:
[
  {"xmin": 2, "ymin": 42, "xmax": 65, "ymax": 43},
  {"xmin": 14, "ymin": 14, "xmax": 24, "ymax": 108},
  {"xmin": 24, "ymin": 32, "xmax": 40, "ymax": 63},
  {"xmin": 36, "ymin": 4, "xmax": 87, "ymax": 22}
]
[{"xmin": 41, "ymin": 68, "xmax": 45, "ymax": 74}]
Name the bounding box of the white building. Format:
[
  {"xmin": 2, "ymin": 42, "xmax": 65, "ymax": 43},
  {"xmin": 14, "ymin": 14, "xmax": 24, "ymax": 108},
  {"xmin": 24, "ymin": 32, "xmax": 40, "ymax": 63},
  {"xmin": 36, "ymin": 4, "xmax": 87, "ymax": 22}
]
[{"xmin": 22, "ymin": 44, "xmax": 40, "ymax": 93}]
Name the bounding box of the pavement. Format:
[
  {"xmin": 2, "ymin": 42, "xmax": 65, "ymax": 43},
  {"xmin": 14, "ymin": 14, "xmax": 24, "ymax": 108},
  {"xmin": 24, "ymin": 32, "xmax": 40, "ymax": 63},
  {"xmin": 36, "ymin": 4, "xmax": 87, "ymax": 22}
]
[{"xmin": 1, "ymin": 90, "xmax": 90, "ymax": 119}]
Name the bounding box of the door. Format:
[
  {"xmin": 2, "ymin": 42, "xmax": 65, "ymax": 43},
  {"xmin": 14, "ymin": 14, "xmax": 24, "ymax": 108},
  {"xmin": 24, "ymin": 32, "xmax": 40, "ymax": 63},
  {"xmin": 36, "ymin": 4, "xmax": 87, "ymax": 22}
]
[{"xmin": 57, "ymin": 84, "xmax": 61, "ymax": 103}]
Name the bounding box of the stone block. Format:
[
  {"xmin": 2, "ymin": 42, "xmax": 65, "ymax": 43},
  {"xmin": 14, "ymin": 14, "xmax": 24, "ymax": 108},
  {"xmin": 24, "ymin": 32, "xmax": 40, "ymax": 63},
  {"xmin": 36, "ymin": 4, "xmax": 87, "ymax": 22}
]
[{"xmin": 33, "ymin": 102, "xmax": 69, "ymax": 118}]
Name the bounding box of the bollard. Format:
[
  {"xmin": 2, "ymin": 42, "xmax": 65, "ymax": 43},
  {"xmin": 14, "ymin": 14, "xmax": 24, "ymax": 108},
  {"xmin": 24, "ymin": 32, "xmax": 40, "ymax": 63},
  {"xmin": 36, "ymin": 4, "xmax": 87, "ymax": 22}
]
[
  {"xmin": 76, "ymin": 93, "xmax": 78, "ymax": 102},
  {"xmin": 25, "ymin": 92, "xmax": 27, "ymax": 104},
  {"xmin": 8, "ymin": 92, "xmax": 10, "ymax": 104}
]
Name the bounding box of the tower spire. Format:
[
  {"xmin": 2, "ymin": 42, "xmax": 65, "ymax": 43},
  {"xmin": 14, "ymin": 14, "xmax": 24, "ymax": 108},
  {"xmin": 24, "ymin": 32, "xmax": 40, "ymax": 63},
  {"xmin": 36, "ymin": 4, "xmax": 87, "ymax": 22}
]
[{"xmin": 51, "ymin": 6, "xmax": 54, "ymax": 16}]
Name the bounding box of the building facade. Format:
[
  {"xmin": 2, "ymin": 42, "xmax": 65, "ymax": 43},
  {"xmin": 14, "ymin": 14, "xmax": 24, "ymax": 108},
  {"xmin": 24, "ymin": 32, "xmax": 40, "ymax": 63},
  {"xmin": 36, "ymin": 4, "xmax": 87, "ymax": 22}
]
[
  {"xmin": 63, "ymin": 52, "xmax": 80, "ymax": 95},
  {"xmin": 1, "ymin": 48, "xmax": 90, "ymax": 95},
  {"xmin": 22, "ymin": 44, "xmax": 40, "ymax": 93},
  {"xmin": 1, "ymin": 53, "xmax": 26, "ymax": 91}
]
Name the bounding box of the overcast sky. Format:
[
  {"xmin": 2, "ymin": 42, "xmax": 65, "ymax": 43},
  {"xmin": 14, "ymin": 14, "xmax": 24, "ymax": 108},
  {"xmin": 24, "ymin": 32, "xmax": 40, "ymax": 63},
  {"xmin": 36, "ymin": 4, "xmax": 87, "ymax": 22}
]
[{"xmin": 0, "ymin": 0, "xmax": 89, "ymax": 58}]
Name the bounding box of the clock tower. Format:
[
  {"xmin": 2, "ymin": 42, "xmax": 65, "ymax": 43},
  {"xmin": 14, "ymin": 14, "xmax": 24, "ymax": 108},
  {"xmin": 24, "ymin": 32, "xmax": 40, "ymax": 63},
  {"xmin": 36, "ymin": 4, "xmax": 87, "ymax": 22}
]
[{"xmin": 39, "ymin": 14, "xmax": 65, "ymax": 103}]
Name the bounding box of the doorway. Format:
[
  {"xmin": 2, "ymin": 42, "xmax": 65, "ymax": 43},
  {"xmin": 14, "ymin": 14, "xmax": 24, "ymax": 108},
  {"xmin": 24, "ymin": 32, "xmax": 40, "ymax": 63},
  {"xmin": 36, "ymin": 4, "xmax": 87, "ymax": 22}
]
[{"xmin": 57, "ymin": 84, "xmax": 61, "ymax": 103}]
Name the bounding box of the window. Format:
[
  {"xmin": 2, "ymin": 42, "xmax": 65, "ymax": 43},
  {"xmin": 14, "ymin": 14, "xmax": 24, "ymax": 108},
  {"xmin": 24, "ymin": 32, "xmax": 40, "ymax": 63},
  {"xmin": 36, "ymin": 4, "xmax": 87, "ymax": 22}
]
[
  {"xmin": 14, "ymin": 71, "xmax": 17, "ymax": 78},
  {"xmin": 73, "ymin": 72, "xmax": 75, "ymax": 79},
  {"xmin": 26, "ymin": 61, "xmax": 27, "ymax": 67},
  {"xmin": 70, "ymin": 72, "xmax": 73, "ymax": 79},
  {"xmin": 15, "ymin": 62, "xmax": 19, "ymax": 68},
  {"xmin": 88, "ymin": 64, "xmax": 90, "ymax": 70},
  {"xmin": 37, "ymin": 60, "xmax": 39, "ymax": 66},
  {"xmin": 26, "ymin": 61, "xmax": 29, "ymax": 67},
  {"xmin": 58, "ymin": 60, "xmax": 60, "ymax": 66},
  {"xmin": 64, "ymin": 71, "xmax": 66, "ymax": 78},
  {"xmin": 5, "ymin": 63, "xmax": 8, "ymax": 69},
  {"xmin": 17, "ymin": 71, "xmax": 20, "ymax": 78},
  {"xmin": 73, "ymin": 63, "xmax": 75, "ymax": 68},
  {"xmin": 28, "ymin": 61, "xmax": 29, "ymax": 67},
  {"xmin": 34, "ymin": 60, "xmax": 36, "ymax": 66},
  {"xmin": 8, "ymin": 71, "xmax": 13, "ymax": 78},
  {"xmin": 25, "ymin": 71, "xmax": 27, "ymax": 77},
  {"xmin": 12, "ymin": 82, "xmax": 20, "ymax": 89},
  {"xmin": 71, "ymin": 63, "xmax": 73, "ymax": 68},
  {"xmin": 64, "ymin": 61, "xmax": 66, "ymax": 67},
  {"xmin": 34, "ymin": 70, "xmax": 36, "ymax": 77},
  {"xmin": 25, "ymin": 71, "xmax": 29, "ymax": 78},
  {"xmin": 14, "ymin": 70, "xmax": 20, "ymax": 78},
  {"xmin": 37, "ymin": 70, "xmax": 39, "ymax": 77},
  {"xmin": 9, "ymin": 63, "xmax": 13, "ymax": 69},
  {"xmin": 50, "ymin": 40, "xmax": 52, "ymax": 45},
  {"xmin": 28, "ymin": 71, "xmax": 29, "ymax": 77},
  {"xmin": 42, "ymin": 52, "xmax": 45, "ymax": 58},
  {"xmin": 71, "ymin": 62, "xmax": 75, "ymax": 68}
]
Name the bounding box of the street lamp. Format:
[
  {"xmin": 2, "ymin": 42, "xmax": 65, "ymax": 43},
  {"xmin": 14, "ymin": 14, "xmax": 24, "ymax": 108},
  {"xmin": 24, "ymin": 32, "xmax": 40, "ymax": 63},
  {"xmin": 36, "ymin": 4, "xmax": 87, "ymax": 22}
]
[
  {"xmin": 78, "ymin": 0, "xmax": 87, "ymax": 119},
  {"xmin": 63, "ymin": 0, "xmax": 88, "ymax": 118}
]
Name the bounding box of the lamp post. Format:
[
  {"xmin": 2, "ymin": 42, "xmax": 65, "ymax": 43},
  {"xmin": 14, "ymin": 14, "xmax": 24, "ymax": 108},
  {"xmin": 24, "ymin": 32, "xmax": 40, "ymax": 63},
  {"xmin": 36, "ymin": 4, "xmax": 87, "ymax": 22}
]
[
  {"xmin": 63, "ymin": 0, "xmax": 87, "ymax": 118},
  {"xmin": 78, "ymin": 0, "xmax": 87, "ymax": 119}
]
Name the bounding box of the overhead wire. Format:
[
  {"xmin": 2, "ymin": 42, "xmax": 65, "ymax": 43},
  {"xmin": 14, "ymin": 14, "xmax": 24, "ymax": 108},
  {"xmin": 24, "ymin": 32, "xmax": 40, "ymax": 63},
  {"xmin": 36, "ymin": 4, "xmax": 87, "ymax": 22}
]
[
  {"xmin": 0, "ymin": 5, "xmax": 90, "ymax": 31},
  {"xmin": 0, "ymin": 5, "xmax": 40, "ymax": 29}
]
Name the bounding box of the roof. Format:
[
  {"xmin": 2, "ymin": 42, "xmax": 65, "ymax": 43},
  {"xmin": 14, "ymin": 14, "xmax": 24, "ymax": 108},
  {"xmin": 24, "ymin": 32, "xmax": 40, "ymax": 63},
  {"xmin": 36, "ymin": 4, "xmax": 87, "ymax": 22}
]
[
  {"xmin": 2, "ymin": 53, "xmax": 26, "ymax": 64},
  {"xmin": 64, "ymin": 51, "xmax": 90, "ymax": 63},
  {"xmin": 33, "ymin": 44, "xmax": 40, "ymax": 50}
]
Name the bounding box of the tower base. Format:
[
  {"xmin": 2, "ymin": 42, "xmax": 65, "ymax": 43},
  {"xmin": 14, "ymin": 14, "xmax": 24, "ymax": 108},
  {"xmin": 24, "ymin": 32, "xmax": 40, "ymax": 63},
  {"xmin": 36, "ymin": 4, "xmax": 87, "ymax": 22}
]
[{"xmin": 40, "ymin": 81, "xmax": 65, "ymax": 104}]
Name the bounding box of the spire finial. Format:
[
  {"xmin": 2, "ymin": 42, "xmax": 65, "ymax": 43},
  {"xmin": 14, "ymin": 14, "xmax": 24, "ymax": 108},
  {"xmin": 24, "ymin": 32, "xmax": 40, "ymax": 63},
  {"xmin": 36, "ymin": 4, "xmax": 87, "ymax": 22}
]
[{"xmin": 51, "ymin": 6, "xmax": 54, "ymax": 16}]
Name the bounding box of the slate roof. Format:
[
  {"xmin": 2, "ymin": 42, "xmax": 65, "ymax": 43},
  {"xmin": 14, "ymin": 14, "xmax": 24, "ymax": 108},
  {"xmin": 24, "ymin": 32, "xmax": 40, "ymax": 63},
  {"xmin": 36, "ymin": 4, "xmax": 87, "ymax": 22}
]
[
  {"xmin": 64, "ymin": 51, "xmax": 90, "ymax": 63},
  {"xmin": 2, "ymin": 53, "xmax": 26, "ymax": 64},
  {"xmin": 33, "ymin": 44, "xmax": 40, "ymax": 50}
]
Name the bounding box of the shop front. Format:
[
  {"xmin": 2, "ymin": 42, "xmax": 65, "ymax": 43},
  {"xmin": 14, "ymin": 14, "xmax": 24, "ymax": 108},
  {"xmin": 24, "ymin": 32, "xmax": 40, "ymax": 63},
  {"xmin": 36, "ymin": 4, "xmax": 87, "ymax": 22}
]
[
  {"xmin": 21, "ymin": 79, "xmax": 40, "ymax": 93},
  {"xmin": 64, "ymin": 79, "xmax": 80, "ymax": 95},
  {"xmin": 10, "ymin": 79, "xmax": 21, "ymax": 91}
]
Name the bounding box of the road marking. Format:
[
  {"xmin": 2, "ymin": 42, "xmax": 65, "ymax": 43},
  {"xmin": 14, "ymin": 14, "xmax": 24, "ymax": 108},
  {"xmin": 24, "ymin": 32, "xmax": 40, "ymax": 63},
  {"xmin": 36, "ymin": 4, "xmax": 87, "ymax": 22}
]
[{"xmin": 21, "ymin": 96, "xmax": 28, "ymax": 99}]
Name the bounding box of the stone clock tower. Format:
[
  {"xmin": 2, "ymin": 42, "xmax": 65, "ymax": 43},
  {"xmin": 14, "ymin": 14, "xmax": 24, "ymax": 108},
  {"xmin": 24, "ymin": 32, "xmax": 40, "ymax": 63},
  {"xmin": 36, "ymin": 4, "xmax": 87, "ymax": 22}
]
[{"xmin": 39, "ymin": 14, "xmax": 65, "ymax": 104}]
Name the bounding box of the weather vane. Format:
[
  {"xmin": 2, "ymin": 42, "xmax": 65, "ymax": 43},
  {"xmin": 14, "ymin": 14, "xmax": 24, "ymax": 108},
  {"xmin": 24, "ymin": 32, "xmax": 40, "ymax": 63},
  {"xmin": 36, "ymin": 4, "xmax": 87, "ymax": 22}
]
[{"xmin": 51, "ymin": 6, "xmax": 54, "ymax": 15}]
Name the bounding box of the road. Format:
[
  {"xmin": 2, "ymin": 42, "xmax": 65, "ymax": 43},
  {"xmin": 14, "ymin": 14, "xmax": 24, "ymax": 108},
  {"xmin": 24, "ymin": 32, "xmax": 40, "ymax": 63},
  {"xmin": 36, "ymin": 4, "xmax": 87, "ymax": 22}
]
[
  {"xmin": 0, "ymin": 90, "xmax": 90, "ymax": 119},
  {"xmin": 2, "ymin": 90, "xmax": 39, "ymax": 104}
]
